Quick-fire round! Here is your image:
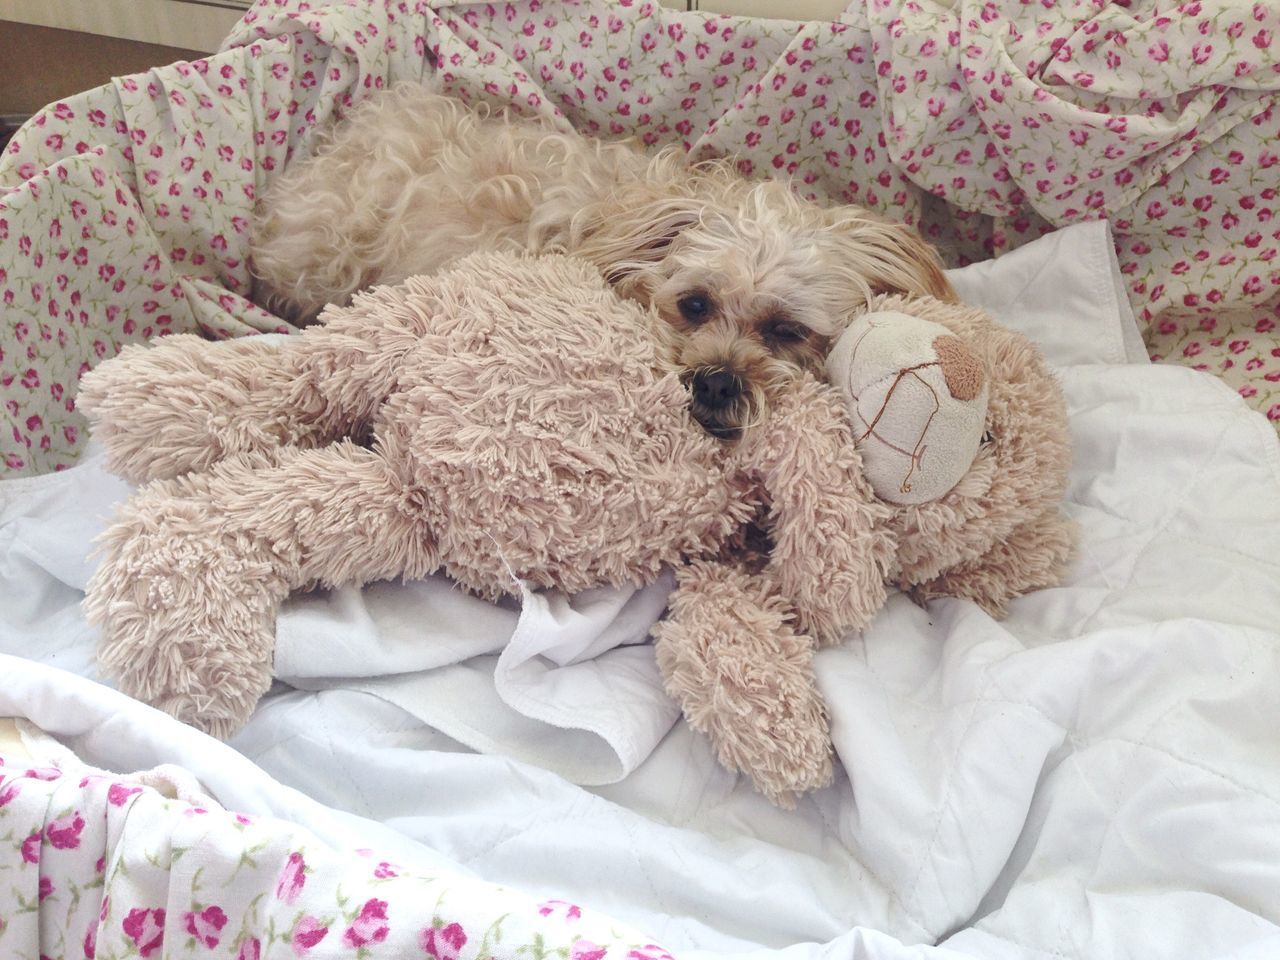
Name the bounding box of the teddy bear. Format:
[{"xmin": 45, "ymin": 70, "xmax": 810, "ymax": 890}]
[{"xmin": 77, "ymin": 251, "xmax": 1073, "ymax": 807}]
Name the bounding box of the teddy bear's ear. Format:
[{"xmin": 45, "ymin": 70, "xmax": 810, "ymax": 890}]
[{"xmin": 742, "ymin": 377, "xmax": 898, "ymax": 645}]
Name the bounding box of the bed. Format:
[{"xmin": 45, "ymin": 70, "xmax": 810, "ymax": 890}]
[{"xmin": 2, "ymin": 2, "xmax": 1279, "ymax": 959}]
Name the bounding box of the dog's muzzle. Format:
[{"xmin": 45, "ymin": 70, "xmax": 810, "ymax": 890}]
[
  {"xmin": 691, "ymin": 369, "xmax": 742, "ymax": 410},
  {"xmin": 688, "ymin": 367, "xmax": 745, "ymax": 440}
]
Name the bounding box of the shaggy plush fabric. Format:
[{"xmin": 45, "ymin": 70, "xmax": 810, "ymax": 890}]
[
  {"xmin": 78, "ymin": 254, "xmax": 1072, "ymax": 806},
  {"xmin": 80, "ymin": 252, "xmax": 896, "ymax": 804}
]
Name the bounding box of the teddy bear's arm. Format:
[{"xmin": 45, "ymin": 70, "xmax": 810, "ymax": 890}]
[
  {"xmin": 652, "ymin": 558, "xmax": 833, "ymax": 807},
  {"xmin": 76, "ymin": 334, "xmax": 364, "ymax": 485},
  {"xmin": 745, "ymin": 378, "xmax": 899, "ymax": 646}
]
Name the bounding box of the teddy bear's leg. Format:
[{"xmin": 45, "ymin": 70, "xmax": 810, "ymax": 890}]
[
  {"xmin": 75, "ymin": 334, "xmax": 362, "ymax": 486},
  {"xmin": 84, "ymin": 443, "xmax": 438, "ymax": 738},
  {"xmin": 903, "ymin": 505, "xmax": 1076, "ymax": 618},
  {"xmin": 651, "ymin": 560, "xmax": 834, "ymax": 808}
]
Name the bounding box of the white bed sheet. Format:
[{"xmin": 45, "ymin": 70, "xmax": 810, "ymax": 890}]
[{"xmin": 2, "ymin": 221, "xmax": 1279, "ymax": 960}]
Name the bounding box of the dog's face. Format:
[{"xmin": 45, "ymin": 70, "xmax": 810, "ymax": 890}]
[
  {"xmin": 648, "ymin": 227, "xmax": 838, "ymax": 440},
  {"xmin": 644, "ymin": 206, "xmax": 953, "ymax": 440},
  {"xmin": 573, "ymin": 171, "xmax": 954, "ymax": 440}
]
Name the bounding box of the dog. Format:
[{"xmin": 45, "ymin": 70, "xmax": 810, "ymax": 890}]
[{"xmin": 250, "ymin": 83, "xmax": 954, "ymax": 439}]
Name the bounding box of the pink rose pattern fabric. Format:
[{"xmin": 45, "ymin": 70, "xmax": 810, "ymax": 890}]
[
  {"xmin": 2, "ymin": 0, "xmax": 1278, "ymax": 478},
  {"xmin": 0, "ymin": 757, "xmax": 672, "ymax": 960}
]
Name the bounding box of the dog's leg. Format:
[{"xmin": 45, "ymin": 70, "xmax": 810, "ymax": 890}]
[
  {"xmin": 85, "ymin": 443, "xmax": 438, "ymax": 738},
  {"xmin": 652, "ymin": 559, "xmax": 834, "ymax": 808}
]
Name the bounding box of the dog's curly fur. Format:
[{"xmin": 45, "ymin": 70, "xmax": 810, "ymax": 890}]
[{"xmin": 250, "ymin": 83, "xmax": 953, "ymax": 438}]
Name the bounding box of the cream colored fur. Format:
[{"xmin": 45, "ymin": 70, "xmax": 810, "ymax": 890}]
[
  {"xmin": 78, "ymin": 255, "xmax": 1072, "ymax": 807},
  {"xmin": 250, "ymin": 84, "xmax": 953, "ymax": 439}
]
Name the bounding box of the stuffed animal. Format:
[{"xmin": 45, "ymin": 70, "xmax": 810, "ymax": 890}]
[
  {"xmin": 826, "ymin": 308, "xmax": 989, "ymax": 505},
  {"xmin": 77, "ymin": 252, "xmax": 1073, "ymax": 807}
]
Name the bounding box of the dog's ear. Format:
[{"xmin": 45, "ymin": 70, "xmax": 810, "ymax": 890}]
[
  {"xmin": 569, "ymin": 189, "xmax": 705, "ymax": 298},
  {"xmin": 823, "ymin": 210, "xmax": 955, "ymax": 304},
  {"xmin": 555, "ymin": 148, "xmax": 709, "ymax": 298}
]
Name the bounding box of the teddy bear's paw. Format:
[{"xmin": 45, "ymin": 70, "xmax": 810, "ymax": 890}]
[
  {"xmin": 709, "ymin": 676, "xmax": 835, "ymax": 810},
  {"xmin": 654, "ymin": 563, "xmax": 836, "ymax": 808},
  {"xmin": 94, "ymin": 593, "xmax": 277, "ymax": 740},
  {"xmin": 146, "ymin": 675, "xmax": 271, "ymax": 741},
  {"xmin": 76, "ymin": 334, "xmax": 322, "ymax": 485},
  {"xmin": 101, "ymin": 629, "xmax": 274, "ymax": 739},
  {"xmin": 85, "ymin": 502, "xmax": 286, "ymax": 738},
  {"xmin": 73, "ymin": 335, "xmax": 223, "ymax": 484}
]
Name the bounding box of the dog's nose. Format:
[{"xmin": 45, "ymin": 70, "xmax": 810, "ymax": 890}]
[{"xmin": 691, "ymin": 369, "xmax": 742, "ymax": 410}]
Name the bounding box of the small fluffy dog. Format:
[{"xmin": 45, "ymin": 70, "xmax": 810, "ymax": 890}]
[{"xmin": 251, "ymin": 83, "xmax": 953, "ymax": 439}]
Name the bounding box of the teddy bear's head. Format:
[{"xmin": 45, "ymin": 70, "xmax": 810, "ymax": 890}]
[
  {"xmin": 828, "ymin": 293, "xmax": 1074, "ymax": 616},
  {"xmin": 827, "ymin": 308, "xmax": 990, "ymax": 505}
]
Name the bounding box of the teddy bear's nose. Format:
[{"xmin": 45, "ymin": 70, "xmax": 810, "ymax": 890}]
[{"xmin": 692, "ymin": 369, "xmax": 742, "ymax": 410}]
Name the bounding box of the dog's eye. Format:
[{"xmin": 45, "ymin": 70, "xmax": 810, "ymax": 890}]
[
  {"xmin": 677, "ymin": 294, "xmax": 713, "ymax": 323},
  {"xmin": 762, "ymin": 319, "xmax": 807, "ymax": 345}
]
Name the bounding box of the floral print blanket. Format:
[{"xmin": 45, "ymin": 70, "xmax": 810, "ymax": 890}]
[
  {"xmin": 1, "ymin": 0, "xmax": 1278, "ymax": 477},
  {"xmin": 0, "ymin": 753, "xmax": 666, "ymax": 960}
]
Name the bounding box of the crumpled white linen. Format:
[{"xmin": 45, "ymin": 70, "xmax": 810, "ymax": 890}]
[{"xmin": 275, "ymin": 569, "xmax": 680, "ymax": 785}]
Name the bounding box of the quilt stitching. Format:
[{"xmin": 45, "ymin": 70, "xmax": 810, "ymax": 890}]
[
  {"xmin": 1041, "ymin": 640, "xmax": 1254, "ymax": 960},
  {"xmin": 900, "ymin": 688, "xmax": 985, "ymax": 938}
]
